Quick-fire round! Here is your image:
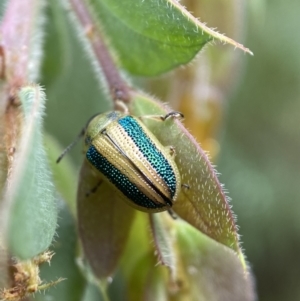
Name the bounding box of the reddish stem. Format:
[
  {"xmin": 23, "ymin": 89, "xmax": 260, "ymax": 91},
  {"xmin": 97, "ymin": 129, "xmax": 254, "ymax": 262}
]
[
  {"xmin": 0, "ymin": 0, "xmax": 37, "ymax": 89},
  {"xmin": 0, "ymin": 45, "xmax": 5, "ymax": 80},
  {"xmin": 70, "ymin": 0, "xmax": 130, "ymax": 104}
]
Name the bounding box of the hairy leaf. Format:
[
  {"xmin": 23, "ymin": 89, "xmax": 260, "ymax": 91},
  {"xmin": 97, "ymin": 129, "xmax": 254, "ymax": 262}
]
[
  {"xmin": 174, "ymin": 219, "xmax": 256, "ymax": 301},
  {"xmin": 87, "ymin": 0, "xmax": 251, "ymax": 76},
  {"xmin": 129, "ymin": 91, "xmax": 241, "ymax": 256},
  {"xmin": 36, "ymin": 201, "xmax": 85, "ymax": 301},
  {"xmin": 4, "ymin": 85, "xmax": 58, "ymax": 259}
]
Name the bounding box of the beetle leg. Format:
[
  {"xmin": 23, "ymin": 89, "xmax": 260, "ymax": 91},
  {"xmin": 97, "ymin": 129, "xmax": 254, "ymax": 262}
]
[
  {"xmin": 181, "ymin": 183, "xmax": 190, "ymax": 190},
  {"xmin": 139, "ymin": 111, "xmax": 184, "ymax": 122},
  {"xmin": 167, "ymin": 146, "xmax": 176, "ymax": 157},
  {"xmin": 85, "ymin": 180, "xmax": 103, "ymax": 197},
  {"xmin": 161, "ymin": 111, "xmax": 184, "ymax": 121},
  {"xmin": 167, "ymin": 209, "xmax": 177, "ymax": 219}
]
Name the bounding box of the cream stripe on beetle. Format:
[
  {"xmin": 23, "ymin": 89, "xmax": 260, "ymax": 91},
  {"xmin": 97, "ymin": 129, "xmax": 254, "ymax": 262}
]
[
  {"xmin": 105, "ymin": 124, "xmax": 175, "ymax": 198},
  {"xmin": 92, "ymin": 133, "xmax": 168, "ymax": 207}
]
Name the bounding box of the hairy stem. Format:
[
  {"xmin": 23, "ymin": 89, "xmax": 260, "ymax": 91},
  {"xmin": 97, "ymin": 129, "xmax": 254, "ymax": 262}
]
[{"xmin": 70, "ymin": 0, "xmax": 130, "ymax": 104}]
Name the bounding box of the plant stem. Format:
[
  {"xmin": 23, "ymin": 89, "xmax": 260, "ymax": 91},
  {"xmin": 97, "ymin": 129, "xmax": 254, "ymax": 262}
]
[
  {"xmin": 70, "ymin": 0, "xmax": 130, "ymax": 104},
  {"xmin": 0, "ymin": 0, "xmax": 42, "ymax": 89}
]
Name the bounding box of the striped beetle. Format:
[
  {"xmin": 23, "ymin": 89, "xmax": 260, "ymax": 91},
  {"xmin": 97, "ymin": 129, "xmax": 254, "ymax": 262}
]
[{"xmin": 58, "ymin": 110, "xmax": 183, "ymax": 213}]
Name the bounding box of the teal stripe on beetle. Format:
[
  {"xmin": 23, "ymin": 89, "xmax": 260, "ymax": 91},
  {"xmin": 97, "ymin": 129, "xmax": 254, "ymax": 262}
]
[
  {"xmin": 86, "ymin": 145, "xmax": 166, "ymax": 210},
  {"xmin": 118, "ymin": 116, "xmax": 177, "ymax": 197}
]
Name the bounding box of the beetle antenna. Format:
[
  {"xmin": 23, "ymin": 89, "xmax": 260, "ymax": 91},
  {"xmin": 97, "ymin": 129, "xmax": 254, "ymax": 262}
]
[
  {"xmin": 56, "ymin": 113, "xmax": 101, "ymax": 164},
  {"xmin": 56, "ymin": 128, "xmax": 86, "ymax": 163}
]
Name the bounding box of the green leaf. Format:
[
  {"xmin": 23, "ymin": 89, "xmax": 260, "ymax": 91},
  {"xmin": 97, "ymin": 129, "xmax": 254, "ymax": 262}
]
[
  {"xmin": 149, "ymin": 213, "xmax": 176, "ymax": 277},
  {"xmin": 121, "ymin": 217, "xmax": 255, "ymax": 300},
  {"xmin": 87, "ymin": 0, "xmax": 211, "ymax": 76},
  {"xmin": 175, "ymin": 220, "xmax": 256, "ymax": 301},
  {"xmin": 129, "ymin": 92, "xmax": 242, "ymax": 256},
  {"xmin": 126, "ymin": 252, "xmax": 168, "ymax": 301},
  {"xmin": 82, "ymin": 282, "xmax": 106, "ymax": 301},
  {"xmin": 5, "ymin": 85, "xmax": 58, "ymax": 259},
  {"xmin": 36, "ymin": 201, "xmax": 86, "ymax": 301},
  {"xmin": 87, "ymin": 0, "xmax": 251, "ymax": 76}
]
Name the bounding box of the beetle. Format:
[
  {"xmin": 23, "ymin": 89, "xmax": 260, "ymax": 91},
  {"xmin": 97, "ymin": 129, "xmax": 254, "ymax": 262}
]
[{"xmin": 57, "ymin": 110, "xmax": 183, "ymax": 213}]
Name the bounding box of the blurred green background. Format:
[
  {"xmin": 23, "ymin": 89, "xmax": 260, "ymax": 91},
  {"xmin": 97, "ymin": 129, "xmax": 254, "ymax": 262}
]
[
  {"xmin": 218, "ymin": 0, "xmax": 300, "ymax": 300},
  {"xmin": 41, "ymin": 0, "xmax": 300, "ymax": 300}
]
